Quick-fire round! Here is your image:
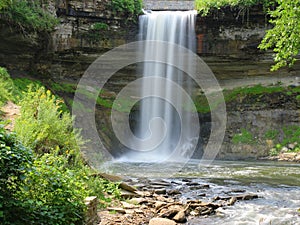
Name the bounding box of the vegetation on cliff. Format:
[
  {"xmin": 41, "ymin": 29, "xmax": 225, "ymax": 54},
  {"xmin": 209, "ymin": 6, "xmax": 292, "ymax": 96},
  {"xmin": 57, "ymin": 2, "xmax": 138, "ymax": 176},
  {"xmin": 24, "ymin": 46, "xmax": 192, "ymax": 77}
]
[
  {"xmin": 0, "ymin": 67, "xmax": 120, "ymax": 224},
  {"xmin": 0, "ymin": 0, "xmax": 58, "ymax": 32},
  {"xmin": 196, "ymin": 0, "xmax": 300, "ymax": 71}
]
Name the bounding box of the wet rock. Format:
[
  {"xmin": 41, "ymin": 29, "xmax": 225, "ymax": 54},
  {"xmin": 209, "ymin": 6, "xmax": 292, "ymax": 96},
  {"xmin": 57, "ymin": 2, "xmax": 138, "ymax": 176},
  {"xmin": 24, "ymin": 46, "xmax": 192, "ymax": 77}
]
[
  {"xmin": 154, "ymin": 188, "xmax": 167, "ymax": 195},
  {"xmin": 120, "ymin": 190, "xmax": 140, "ymax": 199},
  {"xmin": 186, "ymin": 182, "xmax": 200, "ymax": 186},
  {"xmin": 167, "ymin": 189, "xmax": 181, "ymax": 195},
  {"xmin": 197, "ymin": 193, "xmax": 206, "ymax": 197},
  {"xmin": 236, "ymin": 194, "xmax": 258, "ymax": 200},
  {"xmin": 150, "ymin": 180, "xmax": 171, "ymax": 187},
  {"xmin": 228, "ymin": 196, "xmax": 237, "ymax": 206},
  {"xmin": 173, "ymin": 210, "xmax": 187, "ymax": 223},
  {"xmin": 149, "ymin": 218, "xmax": 176, "ymax": 225}
]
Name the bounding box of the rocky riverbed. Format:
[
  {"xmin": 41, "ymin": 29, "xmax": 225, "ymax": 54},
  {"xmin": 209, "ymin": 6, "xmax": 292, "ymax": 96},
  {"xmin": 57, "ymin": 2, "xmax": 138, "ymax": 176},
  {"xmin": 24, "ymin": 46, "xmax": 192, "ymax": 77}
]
[{"xmin": 98, "ymin": 177, "xmax": 259, "ymax": 225}]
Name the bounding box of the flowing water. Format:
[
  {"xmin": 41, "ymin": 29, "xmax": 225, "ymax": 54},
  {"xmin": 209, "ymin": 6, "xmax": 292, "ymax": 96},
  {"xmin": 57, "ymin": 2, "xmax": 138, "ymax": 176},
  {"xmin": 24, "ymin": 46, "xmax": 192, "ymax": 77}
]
[
  {"xmin": 99, "ymin": 160, "xmax": 300, "ymax": 224},
  {"xmin": 122, "ymin": 10, "xmax": 198, "ymax": 162}
]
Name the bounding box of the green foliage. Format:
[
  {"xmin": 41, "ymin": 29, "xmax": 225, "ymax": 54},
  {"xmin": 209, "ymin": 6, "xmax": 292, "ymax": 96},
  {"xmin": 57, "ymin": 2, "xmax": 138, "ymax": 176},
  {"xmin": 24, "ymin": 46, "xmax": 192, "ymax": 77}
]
[
  {"xmin": 0, "ymin": 67, "xmax": 13, "ymax": 106},
  {"xmin": 0, "ymin": 125, "xmax": 33, "ymax": 224},
  {"xmin": 0, "ymin": 0, "xmax": 58, "ymax": 32},
  {"xmin": 259, "ymin": 0, "xmax": 300, "ymax": 70},
  {"xmin": 0, "ymin": 70, "xmax": 120, "ymax": 224},
  {"xmin": 281, "ymin": 126, "xmax": 300, "ymax": 148},
  {"xmin": 0, "ymin": 0, "xmax": 11, "ymax": 10},
  {"xmin": 269, "ymin": 147, "xmax": 280, "ymax": 156},
  {"xmin": 232, "ymin": 128, "xmax": 255, "ymax": 144},
  {"xmin": 12, "ymin": 78, "xmax": 43, "ymax": 103},
  {"xmin": 111, "ymin": 0, "xmax": 142, "ymax": 17},
  {"xmin": 14, "ymin": 85, "xmax": 82, "ymax": 162},
  {"xmin": 91, "ymin": 22, "xmax": 109, "ymax": 31},
  {"xmin": 195, "ymin": 0, "xmax": 268, "ymax": 15},
  {"xmin": 17, "ymin": 154, "xmax": 88, "ymax": 225},
  {"xmin": 264, "ymin": 129, "xmax": 279, "ymax": 139}
]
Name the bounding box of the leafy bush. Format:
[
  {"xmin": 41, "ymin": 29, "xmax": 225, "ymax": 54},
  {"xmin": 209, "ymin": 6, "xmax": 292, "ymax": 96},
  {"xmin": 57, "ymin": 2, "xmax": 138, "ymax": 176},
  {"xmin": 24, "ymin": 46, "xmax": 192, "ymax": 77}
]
[
  {"xmin": 91, "ymin": 22, "xmax": 109, "ymax": 31},
  {"xmin": 111, "ymin": 0, "xmax": 142, "ymax": 17},
  {"xmin": 0, "ymin": 0, "xmax": 58, "ymax": 32},
  {"xmin": 282, "ymin": 126, "xmax": 300, "ymax": 148},
  {"xmin": 232, "ymin": 128, "xmax": 255, "ymax": 144},
  {"xmin": 14, "ymin": 85, "xmax": 83, "ymax": 163},
  {"xmin": 0, "ymin": 67, "xmax": 14, "ymax": 106},
  {"xmin": 0, "ymin": 125, "xmax": 33, "ymax": 224},
  {"xmin": 17, "ymin": 154, "xmax": 89, "ymax": 225},
  {"xmin": 259, "ymin": 0, "xmax": 300, "ymax": 70},
  {"xmin": 195, "ymin": 0, "xmax": 269, "ymax": 15}
]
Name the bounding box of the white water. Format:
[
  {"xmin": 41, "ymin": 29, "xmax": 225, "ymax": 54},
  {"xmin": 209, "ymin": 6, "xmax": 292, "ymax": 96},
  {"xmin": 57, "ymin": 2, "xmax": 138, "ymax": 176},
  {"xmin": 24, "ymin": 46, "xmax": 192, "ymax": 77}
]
[{"xmin": 122, "ymin": 10, "xmax": 198, "ymax": 162}]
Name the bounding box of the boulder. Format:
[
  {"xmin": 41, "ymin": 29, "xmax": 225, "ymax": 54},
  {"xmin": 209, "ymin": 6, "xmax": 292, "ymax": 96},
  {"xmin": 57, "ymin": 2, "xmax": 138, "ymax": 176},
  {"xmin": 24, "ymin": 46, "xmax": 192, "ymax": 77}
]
[{"xmin": 149, "ymin": 218, "xmax": 176, "ymax": 225}]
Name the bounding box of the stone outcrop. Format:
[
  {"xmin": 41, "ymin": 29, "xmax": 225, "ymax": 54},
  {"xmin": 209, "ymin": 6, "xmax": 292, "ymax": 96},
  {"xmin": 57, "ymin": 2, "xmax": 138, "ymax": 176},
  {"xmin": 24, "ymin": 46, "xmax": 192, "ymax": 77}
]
[{"xmin": 143, "ymin": 0, "xmax": 194, "ymax": 11}]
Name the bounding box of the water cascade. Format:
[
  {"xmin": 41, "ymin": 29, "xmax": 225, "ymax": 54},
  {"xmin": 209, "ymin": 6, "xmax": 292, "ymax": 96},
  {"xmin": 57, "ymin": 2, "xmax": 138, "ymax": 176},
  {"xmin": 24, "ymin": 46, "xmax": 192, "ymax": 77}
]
[{"xmin": 122, "ymin": 10, "xmax": 199, "ymax": 162}]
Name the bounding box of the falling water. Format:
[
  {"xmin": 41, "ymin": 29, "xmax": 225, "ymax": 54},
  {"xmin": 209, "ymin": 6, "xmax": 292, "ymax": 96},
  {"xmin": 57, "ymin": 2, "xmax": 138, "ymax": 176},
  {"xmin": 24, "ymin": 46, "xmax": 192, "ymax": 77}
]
[{"xmin": 122, "ymin": 10, "xmax": 198, "ymax": 162}]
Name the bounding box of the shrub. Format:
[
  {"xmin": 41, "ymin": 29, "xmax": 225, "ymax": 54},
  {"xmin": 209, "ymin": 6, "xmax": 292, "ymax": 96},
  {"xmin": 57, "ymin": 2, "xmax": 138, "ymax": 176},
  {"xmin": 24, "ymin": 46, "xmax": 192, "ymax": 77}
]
[
  {"xmin": 232, "ymin": 128, "xmax": 255, "ymax": 144},
  {"xmin": 0, "ymin": 0, "xmax": 58, "ymax": 32},
  {"xmin": 0, "ymin": 67, "xmax": 14, "ymax": 106},
  {"xmin": 17, "ymin": 154, "xmax": 89, "ymax": 225},
  {"xmin": 0, "ymin": 125, "xmax": 33, "ymax": 224},
  {"xmin": 111, "ymin": 0, "xmax": 142, "ymax": 17},
  {"xmin": 14, "ymin": 85, "xmax": 83, "ymax": 163}
]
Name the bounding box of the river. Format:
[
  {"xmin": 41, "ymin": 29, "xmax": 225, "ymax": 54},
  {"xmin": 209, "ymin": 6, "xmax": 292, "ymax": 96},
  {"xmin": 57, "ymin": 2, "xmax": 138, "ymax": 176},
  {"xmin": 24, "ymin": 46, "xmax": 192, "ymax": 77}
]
[{"xmin": 99, "ymin": 160, "xmax": 300, "ymax": 225}]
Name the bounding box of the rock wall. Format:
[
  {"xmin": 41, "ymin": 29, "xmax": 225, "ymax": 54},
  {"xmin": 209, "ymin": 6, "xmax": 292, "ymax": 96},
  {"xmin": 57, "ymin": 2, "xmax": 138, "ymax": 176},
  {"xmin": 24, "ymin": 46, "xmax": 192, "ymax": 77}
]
[
  {"xmin": 143, "ymin": 0, "xmax": 194, "ymax": 10},
  {"xmin": 217, "ymin": 109, "xmax": 300, "ymax": 160}
]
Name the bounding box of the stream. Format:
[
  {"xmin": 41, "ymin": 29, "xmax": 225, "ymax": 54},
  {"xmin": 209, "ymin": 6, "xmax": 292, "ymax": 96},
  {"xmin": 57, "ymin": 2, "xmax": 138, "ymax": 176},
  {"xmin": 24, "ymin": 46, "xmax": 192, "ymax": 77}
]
[{"xmin": 99, "ymin": 160, "xmax": 300, "ymax": 225}]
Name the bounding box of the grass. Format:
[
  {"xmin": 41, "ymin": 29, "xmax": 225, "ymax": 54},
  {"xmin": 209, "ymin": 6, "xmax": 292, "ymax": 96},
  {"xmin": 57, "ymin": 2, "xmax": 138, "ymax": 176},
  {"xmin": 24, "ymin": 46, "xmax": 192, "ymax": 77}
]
[
  {"xmin": 232, "ymin": 128, "xmax": 255, "ymax": 144},
  {"xmin": 46, "ymin": 82, "xmax": 300, "ymax": 113}
]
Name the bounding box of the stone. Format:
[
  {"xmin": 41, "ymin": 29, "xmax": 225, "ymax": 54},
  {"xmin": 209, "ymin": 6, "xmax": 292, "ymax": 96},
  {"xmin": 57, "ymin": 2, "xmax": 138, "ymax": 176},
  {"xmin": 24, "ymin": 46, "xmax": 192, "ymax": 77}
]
[
  {"xmin": 281, "ymin": 152, "xmax": 297, "ymax": 160},
  {"xmin": 107, "ymin": 207, "xmax": 126, "ymax": 214},
  {"xmin": 84, "ymin": 196, "xmax": 99, "ymax": 225},
  {"xmin": 288, "ymin": 143, "xmax": 295, "ymax": 150},
  {"xmin": 128, "ymin": 197, "xmax": 147, "ymax": 205},
  {"xmin": 155, "ymin": 201, "xmax": 167, "ymax": 210},
  {"xmin": 120, "ymin": 190, "xmax": 140, "ymax": 199},
  {"xmin": 121, "ymin": 201, "xmax": 139, "ymax": 209},
  {"xmin": 236, "ymin": 194, "xmax": 259, "ymax": 200},
  {"xmin": 173, "ymin": 210, "xmax": 187, "ymax": 223},
  {"xmin": 149, "ymin": 218, "xmax": 176, "ymax": 225},
  {"xmin": 167, "ymin": 189, "xmax": 181, "ymax": 195},
  {"xmin": 154, "ymin": 188, "xmax": 167, "ymax": 195},
  {"xmin": 228, "ymin": 197, "xmax": 237, "ymax": 206}
]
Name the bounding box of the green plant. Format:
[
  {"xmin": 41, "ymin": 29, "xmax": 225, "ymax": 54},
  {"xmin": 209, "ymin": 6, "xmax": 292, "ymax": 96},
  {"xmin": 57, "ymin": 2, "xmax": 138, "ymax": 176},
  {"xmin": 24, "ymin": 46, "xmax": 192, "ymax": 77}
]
[
  {"xmin": 17, "ymin": 154, "xmax": 89, "ymax": 225},
  {"xmin": 264, "ymin": 129, "xmax": 279, "ymax": 139},
  {"xmin": 195, "ymin": 0, "xmax": 269, "ymax": 15},
  {"xmin": 269, "ymin": 147, "xmax": 280, "ymax": 156},
  {"xmin": 0, "ymin": 125, "xmax": 33, "ymax": 224},
  {"xmin": 91, "ymin": 22, "xmax": 109, "ymax": 31},
  {"xmin": 14, "ymin": 85, "xmax": 83, "ymax": 162},
  {"xmin": 0, "ymin": 67, "xmax": 14, "ymax": 106},
  {"xmin": 0, "ymin": 0, "xmax": 58, "ymax": 32},
  {"xmin": 232, "ymin": 128, "xmax": 255, "ymax": 144},
  {"xmin": 111, "ymin": 0, "xmax": 142, "ymax": 17},
  {"xmin": 281, "ymin": 126, "xmax": 300, "ymax": 148},
  {"xmin": 259, "ymin": 0, "xmax": 300, "ymax": 71}
]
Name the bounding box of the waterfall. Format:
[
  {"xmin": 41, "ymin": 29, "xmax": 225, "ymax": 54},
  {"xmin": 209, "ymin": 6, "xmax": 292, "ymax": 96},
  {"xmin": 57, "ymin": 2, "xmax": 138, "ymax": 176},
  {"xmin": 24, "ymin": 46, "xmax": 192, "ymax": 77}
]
[{"xmin": 122, "ymin": 10, "xmax": 198, "ymax": 162}]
